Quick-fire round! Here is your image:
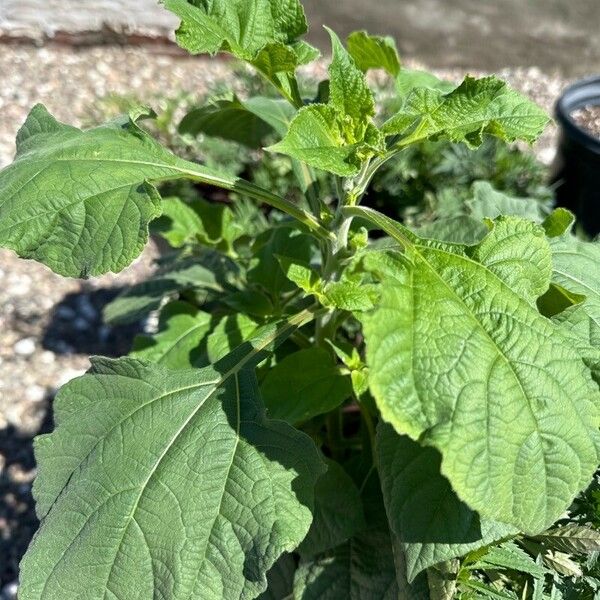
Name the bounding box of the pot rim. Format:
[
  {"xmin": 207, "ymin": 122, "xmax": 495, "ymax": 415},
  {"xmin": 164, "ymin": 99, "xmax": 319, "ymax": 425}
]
[{"xmin": 556, "ymin": 75, "xmax": 600, "ymax": 153}]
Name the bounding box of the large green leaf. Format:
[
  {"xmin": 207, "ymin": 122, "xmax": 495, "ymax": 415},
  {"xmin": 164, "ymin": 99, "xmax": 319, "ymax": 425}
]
[
  {"xmin": 350, "ymin": 206, "xmax": 600, "ymax": 533},
  {"xmin": 383, "ymin": 75, "xmax": 549, "ymax": 147},
  {"xmin": 163, "ymin": 0, "xmax": 307, "ymax": 61},
  {"xmin": 21, "ymin": 316, "xmax": 325, "ymax": 599},
  {"xmin": 0, "ymin": 105, "xmax": 330, "ymax": 278},
  {"xmin": 377, "ymin": 424, "xmax": 516, "ymax": 582},
  {"xmin": 261, "ymin": 348, "xmax": 352, "ymax": 423},
  {"xmin": 326, "ymin": 28, "xmax": 375, "ymax": 141},
  {"xmin": 131, "ymin": 300, "xmax": 258, "ymax": 369},
  {"xmin": 0, "ymin": 106, "xmax": 174, "ymax": 277},
  {"xmin": 346, "ymin": 31, "xmax": 401, "ymax": 77}
]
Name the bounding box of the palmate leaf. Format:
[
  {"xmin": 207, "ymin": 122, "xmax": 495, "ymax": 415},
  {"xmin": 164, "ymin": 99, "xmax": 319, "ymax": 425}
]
[
  {"xmin": 471, "ymin": 541, "xmax": 547, "ymax": 577},
  {"xmin": 377, "ymin": 424, "xmax": 516, "ymax": 582},
  {"xmin": 21, "ymin": 315, "xmax": 325, "ymax": 600},
  {"xmin": 534, "ymin": 525, "xmax": 600, "ymax": 555},
  {"xmin": 383, "ymin": 75, "xmax": 549, "ymax": 147},
  {"xmin": 348, "ymin": 206, "xmax": 600, "ymax": 534},
  {"xmin": 464, "ymin": 580, "xmax": 519, "ymax": 599}
]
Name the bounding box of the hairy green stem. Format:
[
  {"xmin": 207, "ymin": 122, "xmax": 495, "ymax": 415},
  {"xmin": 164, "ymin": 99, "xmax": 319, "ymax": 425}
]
[
  {"xmin": 341, "ymin": 205, "xmax": 414, "ymax": 249},
  {"xmin": 175, "ymin": 162, "xmax": 335, "ymax": 242}
]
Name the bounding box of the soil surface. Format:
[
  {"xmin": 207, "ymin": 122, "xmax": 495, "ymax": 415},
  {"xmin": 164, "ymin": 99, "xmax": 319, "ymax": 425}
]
[
  {"xmin": 0, "ymin": 43, "xmax": 568, "ymax": 597},
  {"xmin": 572, "ymin": 105, "xmax": 600, "ymax": 140}
]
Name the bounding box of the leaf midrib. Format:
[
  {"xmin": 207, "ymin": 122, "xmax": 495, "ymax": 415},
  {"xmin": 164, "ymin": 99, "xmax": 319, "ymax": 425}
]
[
  {"xmin": 411, "ymin": 243, "xmax": 550, "ymax": 516},
  {"xmin": 37, "ymin": 316, "xmax": 301, "ymax": 594}
]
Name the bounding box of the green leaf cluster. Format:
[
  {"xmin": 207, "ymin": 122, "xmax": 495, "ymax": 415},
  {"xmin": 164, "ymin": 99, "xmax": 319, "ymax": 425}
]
[{"xmin": 1, "ymin": 2, "xmax": 598, "ymax": 599}]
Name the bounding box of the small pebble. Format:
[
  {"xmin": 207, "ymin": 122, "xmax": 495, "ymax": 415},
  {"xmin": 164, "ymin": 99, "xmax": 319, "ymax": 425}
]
[
  {"xmin": 73, "ymin": 317, "xmax": 90, "ymax": 331},
  {"xmin": 77, "ymin": 295, "xmax": 98, "ymax": 321},
  {"xmin": 13, "ymin": 338, "xmax": 36, "ymax": 356},
  {"xmin": 56, "ymin": 305, "xmax": 76, "ymax": 320},
  {"xmin": 40, "ymin": 350, "xmax": 55, "ymax": 364},
  {"xmin": 1, "ymin": 581, "xmax": 18, "ymax": 600},
  {"xmin": 25, "ymin": 384, "xmax": 46, "ymax": 402}
]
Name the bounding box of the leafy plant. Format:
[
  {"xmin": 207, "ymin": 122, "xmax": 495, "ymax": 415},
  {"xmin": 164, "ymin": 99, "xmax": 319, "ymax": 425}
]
[{"xmin": 0, "ymin": 1, "xmax": 598, "ymax": 598}]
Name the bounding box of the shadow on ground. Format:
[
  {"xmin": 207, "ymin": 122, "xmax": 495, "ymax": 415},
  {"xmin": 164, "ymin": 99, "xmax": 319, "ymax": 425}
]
[
  {"xmin": 1, "ymin": 285, "xmax": 146, "ymax": 593},
  {"xmin": 0, "ymin": 395, "xmax": 53, "ymax": 591},
  {"xmin": 42, "ymin": 287, "xmax": 144, "ymax": 357}
]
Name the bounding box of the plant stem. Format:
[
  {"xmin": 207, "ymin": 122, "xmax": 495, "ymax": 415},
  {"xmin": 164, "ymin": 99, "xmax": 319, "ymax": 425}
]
[
  {"xmin": 341, "ymin": 205, "xmax": 414, "ymax": 249},
  {"xmin": 286, "ymin": 74, "xmax": 304, "ymax": 110},
  {"xmin": 359, "ymin": 400, "xmax": 376, "ymax": 461},
  {"xmin": 175, "ymin": 162, "xmax": 335, "ymax": 242}
]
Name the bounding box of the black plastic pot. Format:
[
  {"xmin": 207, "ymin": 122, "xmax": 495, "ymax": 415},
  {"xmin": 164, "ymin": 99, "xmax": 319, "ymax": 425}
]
[{"xmin": 553, "ymin": 75, "xmax": 600, "ymax": 236}]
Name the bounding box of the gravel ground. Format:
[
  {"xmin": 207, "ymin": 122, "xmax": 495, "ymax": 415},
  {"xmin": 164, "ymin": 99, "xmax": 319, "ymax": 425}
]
[{"xmin": 0, "ymin": 43, "xmax": 570, "ymax": 596}]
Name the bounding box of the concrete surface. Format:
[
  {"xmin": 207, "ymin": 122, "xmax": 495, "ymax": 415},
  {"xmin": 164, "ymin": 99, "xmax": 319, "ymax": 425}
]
[{"xmin": 0, "ymin": 0, "xmax": 598, "ymax": 75}]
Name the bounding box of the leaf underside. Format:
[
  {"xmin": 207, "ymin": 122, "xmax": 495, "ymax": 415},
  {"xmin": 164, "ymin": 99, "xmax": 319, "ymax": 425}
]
[{"xmin": 21, "ymin": 344, "xmax": 325, "ymax": 599}]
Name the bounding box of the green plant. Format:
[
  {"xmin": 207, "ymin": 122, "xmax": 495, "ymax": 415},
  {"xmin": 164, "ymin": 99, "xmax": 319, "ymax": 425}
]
[{"xmin": 1, "ymin": 1, "xmax": 599, "ymax": 598}]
